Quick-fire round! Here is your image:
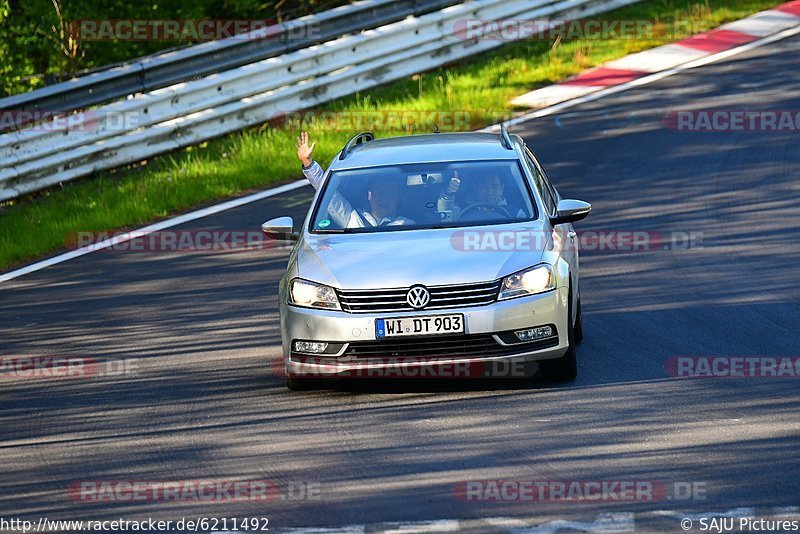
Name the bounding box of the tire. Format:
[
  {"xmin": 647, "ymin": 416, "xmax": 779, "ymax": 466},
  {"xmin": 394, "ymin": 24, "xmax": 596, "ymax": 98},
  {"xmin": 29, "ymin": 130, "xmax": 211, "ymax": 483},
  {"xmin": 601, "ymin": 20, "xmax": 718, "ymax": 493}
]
[
  {"xmin": 574, "ymin": 293, "xmax": 584, "ymax": 345},
  {"xmin": 540, "ymin": 288, "xmax": 578, "ymax": 382}
]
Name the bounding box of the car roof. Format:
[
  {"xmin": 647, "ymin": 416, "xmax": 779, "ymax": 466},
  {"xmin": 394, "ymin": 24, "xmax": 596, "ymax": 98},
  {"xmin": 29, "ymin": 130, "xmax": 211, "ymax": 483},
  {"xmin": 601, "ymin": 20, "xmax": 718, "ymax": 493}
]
[{"xmin": 329, "ymin": 132, "xmax": 522, "ymax": 170}]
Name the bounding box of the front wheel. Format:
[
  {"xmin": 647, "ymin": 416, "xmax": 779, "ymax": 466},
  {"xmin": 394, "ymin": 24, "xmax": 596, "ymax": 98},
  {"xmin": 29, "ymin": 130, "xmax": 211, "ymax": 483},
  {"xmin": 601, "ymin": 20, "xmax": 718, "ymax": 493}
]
[
  {"xmin": 574, "ymin": 294, "xmax": 583, "ymax": 344},
  {"xmin": 540, "ymin": 289, "xmax": 578, "ymax": 382}
]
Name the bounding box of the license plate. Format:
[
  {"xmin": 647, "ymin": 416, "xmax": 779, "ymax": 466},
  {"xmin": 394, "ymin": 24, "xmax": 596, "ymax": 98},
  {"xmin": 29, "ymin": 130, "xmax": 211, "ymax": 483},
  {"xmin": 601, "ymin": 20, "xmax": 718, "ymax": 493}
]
[{"xmin": 376, "ymin": 314, "xmax": 464, "ymax": 338}]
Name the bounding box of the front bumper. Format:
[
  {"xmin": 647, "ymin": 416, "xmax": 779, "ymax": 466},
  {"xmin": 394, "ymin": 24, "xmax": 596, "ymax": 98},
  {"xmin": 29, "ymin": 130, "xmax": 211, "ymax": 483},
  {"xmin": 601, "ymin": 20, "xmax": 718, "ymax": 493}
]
[{"xmin": 279, "ymin": 286, "xmax": 570, "ymax": 377}]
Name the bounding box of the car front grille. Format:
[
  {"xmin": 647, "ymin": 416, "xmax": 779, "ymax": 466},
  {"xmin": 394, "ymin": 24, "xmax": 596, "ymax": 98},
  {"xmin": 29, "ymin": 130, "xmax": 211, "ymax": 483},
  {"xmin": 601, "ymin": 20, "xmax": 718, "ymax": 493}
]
[
  {"xmin": 337, "ymin": 280, "xmax": 501, "ymax": 314},
  {"xmin": 345, "ymin": 334, "xmax": 504, "ymax": 360}
]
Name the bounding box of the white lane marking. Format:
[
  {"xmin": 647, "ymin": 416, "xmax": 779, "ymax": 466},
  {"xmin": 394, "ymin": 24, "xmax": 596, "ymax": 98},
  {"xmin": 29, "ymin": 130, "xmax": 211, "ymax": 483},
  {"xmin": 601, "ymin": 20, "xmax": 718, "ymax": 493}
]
[
  {"xmin": 481, "ymin": 517, "xmax": 531, "ymax": 528},
  {"xmin": 266, "ymin": 508, "xmax": 800, "ymax": 533},
  {"xmin": 510, "ymin": 83, "xmax": 600, "ymax": 108},
  {"xmin": 775, "ymin": 506, "xmax": 800, "ymax": 517},
  {"xmin": 604, "ymin": 44, "xmax": 709, "ymax": 73},
  {"xmin": 652, "ymin": 507, "xmax": 756, "ymax": 519},
  {"xmin": 518, "ymin": 513, "xmax": 635, "ymax": 534},
  {"xmin": 4, "ymin": 18, "xmax": 800, "ymax": 286},
  {"xmin": 377, "ymin": 520, "xmax": 461, "ymax": 533},
  {"xmin": 719, "ymin": 10, "xmax": 800, "ymax": 37},
  {"xmin": 482, "ymin": 514, "xmax": 635, "ymax": 533},
  {"xmin": 485, "ymin": 23, "xmax": 800, "ymax": 131},
  {"xmin": 279, "ymin": 528, "xmax": 365, "ymax": 534},
  {"xmin": 0, "ymin": 179, "xmax": 307, "ymax": 286}
]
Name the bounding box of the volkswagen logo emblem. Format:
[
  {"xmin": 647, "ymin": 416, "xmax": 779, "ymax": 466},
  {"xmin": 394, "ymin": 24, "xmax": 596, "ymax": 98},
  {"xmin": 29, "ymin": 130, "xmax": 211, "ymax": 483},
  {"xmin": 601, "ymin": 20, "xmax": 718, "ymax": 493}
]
[{"xmin": 406, "ymin": 285, "xmax": 430, "ymax": 309}]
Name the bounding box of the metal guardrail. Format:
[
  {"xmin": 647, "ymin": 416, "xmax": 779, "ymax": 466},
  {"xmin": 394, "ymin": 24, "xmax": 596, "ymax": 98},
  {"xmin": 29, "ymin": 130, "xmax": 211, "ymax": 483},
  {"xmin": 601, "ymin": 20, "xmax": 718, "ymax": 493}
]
[
  {"xmin": 0, "ymin": 0, "xmax": 641, "ymax": 201},
  {"xmin": 0, "ymin": 0, "xmax": 460, "ymax": 116}
]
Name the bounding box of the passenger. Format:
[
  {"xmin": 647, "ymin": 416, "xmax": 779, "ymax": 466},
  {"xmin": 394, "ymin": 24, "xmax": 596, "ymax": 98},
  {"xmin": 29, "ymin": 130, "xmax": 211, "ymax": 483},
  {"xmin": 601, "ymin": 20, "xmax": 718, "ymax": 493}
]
[{"xmin": 297, "ymin": 131, "xmax": 414, "ymax": 228}]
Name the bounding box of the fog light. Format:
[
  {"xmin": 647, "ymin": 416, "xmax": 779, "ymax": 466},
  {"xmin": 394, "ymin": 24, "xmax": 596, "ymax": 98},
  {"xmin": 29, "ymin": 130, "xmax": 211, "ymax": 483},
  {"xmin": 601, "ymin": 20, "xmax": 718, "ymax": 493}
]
[
  {"xmin": 515, "ymin": 326, "xmax": 553, "ymax": 342},
  {"xmin": 293, "ymin": 341, "xmax": 329, "ymax": 354}
]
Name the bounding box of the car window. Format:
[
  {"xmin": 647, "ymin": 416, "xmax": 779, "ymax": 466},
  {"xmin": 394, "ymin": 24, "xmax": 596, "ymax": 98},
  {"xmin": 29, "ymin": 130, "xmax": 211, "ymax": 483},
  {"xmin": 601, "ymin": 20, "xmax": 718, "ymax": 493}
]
[
  {"xmin": 524, "ymin": 149, "xmax": 556, "ymax": 216},
  {"xmin": 528, "ymin": 149, "xmax": 560, "ymax": 205},
  {"xmin": 309, "ymin": 160, "xmax": 537, "ymax": 233}
]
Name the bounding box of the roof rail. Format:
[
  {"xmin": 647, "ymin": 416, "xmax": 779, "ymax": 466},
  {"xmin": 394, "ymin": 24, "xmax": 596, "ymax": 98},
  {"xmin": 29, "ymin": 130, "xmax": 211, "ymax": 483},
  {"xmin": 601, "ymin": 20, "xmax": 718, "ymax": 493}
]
[
  {"xmin": 500, "ymin": 124, "xmax": 514, "ymax": 150},
  {"xmin": 339, "ymin": 131, "xmax": 375, "ymax": 160}
]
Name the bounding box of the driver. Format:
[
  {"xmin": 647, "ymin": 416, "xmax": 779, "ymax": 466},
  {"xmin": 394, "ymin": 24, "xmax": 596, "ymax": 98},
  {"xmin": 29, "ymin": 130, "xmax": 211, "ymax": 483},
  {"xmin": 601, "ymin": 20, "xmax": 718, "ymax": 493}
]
[
  {"xmin": 437, "ymin": 173, "xmax": 526, "ymax": 219},
  {"xmin": 297, "ymin": 132, "xmax": 414, "ymax": 228}
]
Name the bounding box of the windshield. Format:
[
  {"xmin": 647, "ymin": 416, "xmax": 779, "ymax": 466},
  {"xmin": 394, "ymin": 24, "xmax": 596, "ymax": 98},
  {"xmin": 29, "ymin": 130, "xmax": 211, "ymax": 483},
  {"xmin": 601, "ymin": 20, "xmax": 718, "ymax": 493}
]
[{"xmin": 310, "ymin": 160, "xmax": 537, "ymax": 233}]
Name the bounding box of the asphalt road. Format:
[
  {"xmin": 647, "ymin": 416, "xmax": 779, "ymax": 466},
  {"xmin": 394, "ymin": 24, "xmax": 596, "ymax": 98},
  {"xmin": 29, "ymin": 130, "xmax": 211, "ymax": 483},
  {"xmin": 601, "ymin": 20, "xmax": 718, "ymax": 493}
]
[{"xmin": 1, "ymin": 33, "xmax": 799, "ymax": 533}]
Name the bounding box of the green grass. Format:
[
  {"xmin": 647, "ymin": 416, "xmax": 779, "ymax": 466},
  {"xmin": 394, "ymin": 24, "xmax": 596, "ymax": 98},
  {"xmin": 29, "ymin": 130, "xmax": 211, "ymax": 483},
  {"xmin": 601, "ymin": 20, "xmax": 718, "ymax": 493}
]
[{"xmin": 0, "ymin": 0, "xmax": 785, "ymax": 271}]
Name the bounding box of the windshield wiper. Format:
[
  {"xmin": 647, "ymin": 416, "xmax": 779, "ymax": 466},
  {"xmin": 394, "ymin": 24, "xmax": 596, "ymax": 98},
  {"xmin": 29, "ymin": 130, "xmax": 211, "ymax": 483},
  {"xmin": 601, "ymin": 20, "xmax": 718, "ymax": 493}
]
[{"xmin": 313, "ymin": 228, "xmax": 347, "ymax": 234}]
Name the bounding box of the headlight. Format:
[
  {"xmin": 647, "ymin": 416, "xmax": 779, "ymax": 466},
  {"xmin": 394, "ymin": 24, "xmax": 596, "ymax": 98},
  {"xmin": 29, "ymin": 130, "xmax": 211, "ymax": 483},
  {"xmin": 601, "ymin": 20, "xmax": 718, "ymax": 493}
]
[
  {"xmin": 288, "ymin": 279, "xmax": 341, "ymax": 310},
  {"xmin": 498, "ymin": 264, "xmax": 556, "ymax": 300}
]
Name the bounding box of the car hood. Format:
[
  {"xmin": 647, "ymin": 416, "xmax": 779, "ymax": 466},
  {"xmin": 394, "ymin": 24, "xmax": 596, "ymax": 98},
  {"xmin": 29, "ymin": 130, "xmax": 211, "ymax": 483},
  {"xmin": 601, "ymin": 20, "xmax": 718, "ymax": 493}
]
[{"xmin": 295, "ymin": 222, "xmax": 551, "ymax": 289}]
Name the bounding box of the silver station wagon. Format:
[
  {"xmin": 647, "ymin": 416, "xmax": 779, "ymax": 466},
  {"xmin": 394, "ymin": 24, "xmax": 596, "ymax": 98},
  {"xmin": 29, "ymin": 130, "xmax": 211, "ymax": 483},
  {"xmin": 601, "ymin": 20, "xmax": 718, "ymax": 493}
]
[{"xmin": 262, "ymin": 127, "xmax": 591, "ymax": 390}]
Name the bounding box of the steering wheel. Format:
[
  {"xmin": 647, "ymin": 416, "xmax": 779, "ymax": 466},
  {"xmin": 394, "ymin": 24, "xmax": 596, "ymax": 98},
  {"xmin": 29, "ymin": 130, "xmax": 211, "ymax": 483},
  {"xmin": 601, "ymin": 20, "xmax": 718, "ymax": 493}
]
[{"xmin": 456, "ymin": 202, "xmax": 512, "ymax": 221}]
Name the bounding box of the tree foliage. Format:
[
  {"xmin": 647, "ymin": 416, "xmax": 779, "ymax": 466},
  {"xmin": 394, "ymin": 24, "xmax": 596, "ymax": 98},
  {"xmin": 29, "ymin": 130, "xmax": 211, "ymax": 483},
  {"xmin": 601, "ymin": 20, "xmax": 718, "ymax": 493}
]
[{"xmin": 0, "ymin": 0, "xmax": 349, "ymax": 97}]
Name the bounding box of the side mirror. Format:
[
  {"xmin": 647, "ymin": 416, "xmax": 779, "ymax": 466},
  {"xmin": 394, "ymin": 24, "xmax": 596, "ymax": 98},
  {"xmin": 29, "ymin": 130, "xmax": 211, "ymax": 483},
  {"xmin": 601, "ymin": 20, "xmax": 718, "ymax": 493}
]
[
  {"xmin": 550, "ymin": 199, "xmax": 592, "ymax": 226},
  {"xmin": 261, "ymin": 216, "xmax": 298, "ymax": 241}
]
